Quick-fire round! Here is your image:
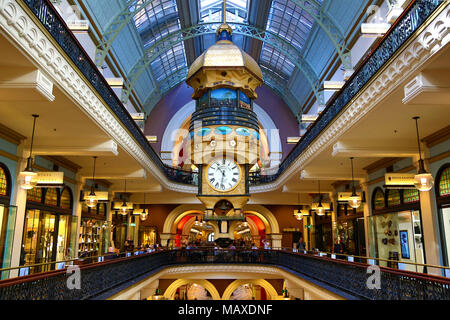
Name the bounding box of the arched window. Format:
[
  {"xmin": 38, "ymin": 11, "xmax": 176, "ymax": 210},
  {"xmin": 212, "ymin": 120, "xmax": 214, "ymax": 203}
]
[
  {"xmin": 404, "ymin": 188, "xmax": 419, "ymax": 203},
  {"xmin": 27, "ymin": 188, "xmax": 42, "ymax": 203},
  {"xmin": 438, "ymin": 166, "xmax": 450, "ymax": 197},
  {"xmin": 44, "ymin": 188, "xmax": 58, "ymax": 207},
  {"xmin": 98, "ymin": 203, "xmax": 106, "ymax": 216},
  {"xmin": 387, "ymin": 189, "xmax": 401, "ymax": 207},
  {"xmin": 0, "ymin": 163, "xmax": 11, "ymax": 197},
  {"xmin": 372, "ymin": 188, "xmax": 385, "ymax": 210},
  {"xmin": 60, "ymin": 187, "xmax": 73, "ymax": 210}
]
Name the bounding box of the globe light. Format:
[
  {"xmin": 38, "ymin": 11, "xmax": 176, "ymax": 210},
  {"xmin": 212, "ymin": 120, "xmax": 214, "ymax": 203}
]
[
  {"xmin": 140, "ymin": 211, "xmax": 149, "ymax": 221},
  {"xmin": 19, "ymin": 169, "xmax": 37, "ymax": 190},
  {"xmin": 317, "ymin": 203, "xmax": 325, "ymax": 216},
  {"xmin": 120, "ymin": 201, "xmax": 128, "ymax": 215},
  {"xmin": 85, "ymin": 194, "xmax": 98, "ymax": 208},
  {"xmin": 414, "ymin": 172, "xmax": 434, "ymax": 192},
  {"xmin": 348, "ymin": 194, "xmax": 361, "ymax": 209}
]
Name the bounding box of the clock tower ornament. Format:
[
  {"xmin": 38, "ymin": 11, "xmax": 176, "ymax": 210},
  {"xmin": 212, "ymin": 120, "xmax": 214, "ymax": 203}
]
[{"xmin": 185, "ymin": 0, "xmax": 263, "ymax": 221}]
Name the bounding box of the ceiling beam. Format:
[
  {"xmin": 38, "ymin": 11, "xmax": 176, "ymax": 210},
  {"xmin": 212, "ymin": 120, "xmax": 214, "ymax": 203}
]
[
  {"xmin": 32, "ymin": 140, "xmax": 119, "ymax": 157},
  {"xmin": 300, "ymin": 169, "xmax": 365, "ymax": 181}
]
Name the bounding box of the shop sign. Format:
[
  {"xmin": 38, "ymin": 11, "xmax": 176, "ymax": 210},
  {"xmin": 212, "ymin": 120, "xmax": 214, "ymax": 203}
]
[
  {"xmin": 338, "ymin": 192, "xmax": 362, "ymax": 201},
  {"xmin": 385, "ymin": 173, "xmax": 415, "ymax": 186},
  {"xmin": 36, "ymin": 172, "xmax": 64, "ymax": 187},
  {"xmin": 83, "ymin": 191, "xmax": 109, "ymax": 201},
  {"xmin": 311, "ymin": 202, "xmax": 331, "ymax": 210},
  {"xmin": 112, "ymin": 202, "xmax": 134, "ymax": 210}
]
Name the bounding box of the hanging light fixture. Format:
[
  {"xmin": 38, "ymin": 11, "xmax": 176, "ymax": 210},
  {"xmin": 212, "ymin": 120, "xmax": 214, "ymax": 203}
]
[
  {"xmin": 412, "ymin": 117, "xmax": 434, "ymax": 192},
  {"xmin": 293, "ymin": 193, "xmax": 303, "ymax": 220},
  {"xmin": 85, "ymin": 156, "xmax": 98, "ymax": 208},
  {"xmin": 317, "ymin": 181, "xmax": 325, "ymax": 216},
  {"xmin": 348, "ymin": 157, "xmax": 362, "ymax": 209},
  {"xmin": 120, "ymin": 179, "xmax": 129, "ymax": 215},
  {"xmin": 141, "ymin": 193, "xmax": 149, "ymax": 221},
  {"xmin": 19, "ymin": 115, "xmax": 39, "ymax": 190}
]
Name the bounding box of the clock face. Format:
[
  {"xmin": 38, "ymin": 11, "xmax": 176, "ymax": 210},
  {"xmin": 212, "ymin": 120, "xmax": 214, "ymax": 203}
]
[{"xmin": 207, "ymin": 158, "xmax": 241, "ymax": 192}]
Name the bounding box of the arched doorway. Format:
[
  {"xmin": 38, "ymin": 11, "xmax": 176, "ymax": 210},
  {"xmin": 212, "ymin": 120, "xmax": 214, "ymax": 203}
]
[
  {"xmin": 164, "ymin": 279, "xmax": 221, "ymax": 300},
  {"xmin": 222, "ymin": 279, "xmax": 279, "ymax": 300}
]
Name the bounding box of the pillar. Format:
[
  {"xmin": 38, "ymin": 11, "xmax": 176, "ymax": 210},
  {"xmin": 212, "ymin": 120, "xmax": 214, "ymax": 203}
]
[
  {"xmin": 134, "ymin": 214, "xmax": 140, "ymax": 247},
  {"xmin": 268, "ymin": 233, "xmax": 282, "ymax": 250},
  {"xmin": 9, "ymin": 148, "xmax": 28, "ymax": 278},
  {"xmin": 104, "ymin": 191, "xmax": 113, "ymax": 253},
  {"xmin": 72, "ymin": 175, "xmax": 84, "ymax": 259},
  {"xmin": 330, "ymin": 191, "xmax": 338, "ymax": 249},
  {"xmin": 360, "ymin": 180, "xmax": 372, "ymax": 258},
  {"xmin": 160, "ymin": 233, "xmax": 176, "ymax": 247},
  {"xmin": 414, "ymin": 152, "xmax": 443, "ymax": 274}
]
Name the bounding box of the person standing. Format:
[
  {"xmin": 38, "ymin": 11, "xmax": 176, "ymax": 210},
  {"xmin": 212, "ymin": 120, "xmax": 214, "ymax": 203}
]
[{"xmin": 297, "ymin": 237, "xmax": 306, "ymax": 251}]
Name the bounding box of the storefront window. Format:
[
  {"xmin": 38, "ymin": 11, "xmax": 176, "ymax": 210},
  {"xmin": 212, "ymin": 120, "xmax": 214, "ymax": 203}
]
[
  {"xmin": 44, "ymin": 188, "xmax": 58, "ymax": 207},
  {"xmin": 387, "ymin": 189, "xmax": 401, "ymax": 207},
  {"xmin": 437, "ymin": 165, "xmax": 450, "ymax": 269},
  {"xmin": 368, "ymin": 211, "xmax": 425, "ymax": 273},
  {"xmin": 139, "ymin": 226, "xmax": 157, "ymax": 247},
  {"xmin": 27, "ymin": 188, "xmax": 42, "ymax": 203},
  {"xmin": 373, "ymin": 188, "xmax": 385, "ymax": 210},
  {"xmin": 439, "ymin": 167, "xmax": 450, "ymax": 196},
  {"xmin": 404, "ymin": 189, "xmax": 419, "ymax": 203},
  {"xmin": 0, "ymin": 166, "xmax": 7, "ymax": 196},
  {"xmin": 60, "ymin": 187, "xmax": 72, "ymax": 210},
  {"xmin": 79, "ymin": 219, "xmax": 105, "ymax": 258},
  {"xmin": 0, "ymin": 205, "xmax": 17, "ymax": 279}
]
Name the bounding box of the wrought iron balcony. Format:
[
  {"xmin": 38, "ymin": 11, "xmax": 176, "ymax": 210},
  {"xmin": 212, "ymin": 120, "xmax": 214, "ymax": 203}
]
[
  {"xmin": 21, "ymin": 0, "xmax": 442, "ymax": 187},
  {"xmin": 0, "ymin": 249, "xmax": 449, "ymax": 300}
]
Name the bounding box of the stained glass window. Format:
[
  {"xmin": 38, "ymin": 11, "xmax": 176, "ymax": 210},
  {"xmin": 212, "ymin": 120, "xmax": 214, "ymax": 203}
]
[
  {"xmin": 439, "ymin": 167, "xmax": 450, "ymax": 197},
  {"xmin": 27, "ymin": 188, "xmax": 42, "ymax": 203},
  {"xmin": 404, "ymin": 188, "xmax": 419, "ymax": 203},
  {"xmin": 60, "ymin": 187, "xmax": 72, "ymax": 210},
  {"xmin": 44, "ymin": 188, "xmax": 58, "ymax": 207},
  {"xmin": 0, "ymin": 166, "xmax": 8, "ymax": 196},
  {"xmin": 387, "ymin": 189, "xmax": 401, "ymax": 207},
  {"xmin": 373, "ymin": 189, "xmax": 385, "ymax": 210}
]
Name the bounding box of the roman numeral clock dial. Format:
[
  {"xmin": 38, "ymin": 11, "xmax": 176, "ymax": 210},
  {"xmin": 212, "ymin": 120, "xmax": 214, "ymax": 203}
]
[{"xmin": 207, "ymin": 159, "xmax": 241, "ymax": 192}]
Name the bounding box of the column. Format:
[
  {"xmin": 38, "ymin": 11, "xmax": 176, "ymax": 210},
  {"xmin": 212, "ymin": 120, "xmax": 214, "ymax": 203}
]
[
  {"xmin": 268, "ymin": 233, "xmax": 282, "ymax": 250},
  {"xmin": 72, "ymin": 175, "xmax": 84, "ymax": 259},
  {"xmin": 104, "ymin": 191, "xmax": 113, "ymax": 253},
  {"xmin": 134, "ymin": 214, "xmax": 140, "ymax": 247},
  {"xmin": 160, "ymin": 233, "xmax": 176, "ymax": 247},
  {"xmin": 330, "ymin": 191, "xmax": 338, "ymax": 249},
  {"xmin": 360, "ymin": 179, "xmax": 372, "ymax": 258},
  {"xmin": 9, "ymin": 147, "xmax": 28, "ymax": 278},
  {"xmin": 415, "ymin": 152, "xmax": 443, "ymax": 274}
]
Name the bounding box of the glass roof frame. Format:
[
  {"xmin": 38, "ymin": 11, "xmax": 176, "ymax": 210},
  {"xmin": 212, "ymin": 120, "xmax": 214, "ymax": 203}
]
[{"xmin": 133, "ymin": 0, "xmax": 188, "ymax": 88}]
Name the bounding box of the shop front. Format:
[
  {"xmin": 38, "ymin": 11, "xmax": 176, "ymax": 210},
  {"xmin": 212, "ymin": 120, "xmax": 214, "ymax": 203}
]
[
  {"xmin": 111, "ymin": 212, "xmax": 129, "ymax": 252},
  {"xmin": 336, "ymin": 203, "xmax": 366, "ymax": 256},
  {"xmin": 0, "ymin": 163, "xmax": 17, "ymax": 279},
  {"xmin": 367, "ymin": 187, "xmax": 425, "ymax": 272},
  {"xmin": 314, "ymin": 215, "xmax": 332, "ymax": 253},
  {"xmin": 21, "ymin": 186, "xmax": 77, "ymax": 274},
  {"xmin": 139, "ymin": 226, "xmax": 158, "ymax": 248},
  {"xmin": 78, "ymin": 202, "xmax": 108, "ymax": 258},
  {"xmin": 436, "ymin": 163, "xmax": 450, "ymax": 271}
]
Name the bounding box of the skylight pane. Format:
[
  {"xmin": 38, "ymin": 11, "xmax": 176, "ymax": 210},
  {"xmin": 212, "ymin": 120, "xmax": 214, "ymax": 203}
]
[{"xmin": 200, "ymin": 0, "xmax": 249, "ymax": 23}]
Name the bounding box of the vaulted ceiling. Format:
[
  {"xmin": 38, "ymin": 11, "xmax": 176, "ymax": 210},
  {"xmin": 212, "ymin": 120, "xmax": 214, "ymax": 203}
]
[{"xmin": 83, "ymin": 0, "xmax": 374, "ymax": 120}]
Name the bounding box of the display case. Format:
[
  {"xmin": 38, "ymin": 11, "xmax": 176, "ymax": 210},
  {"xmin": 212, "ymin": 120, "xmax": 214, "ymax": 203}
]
[{"xmin": 78, "ymin": 218, "xmax": 105, "ymax": 258}]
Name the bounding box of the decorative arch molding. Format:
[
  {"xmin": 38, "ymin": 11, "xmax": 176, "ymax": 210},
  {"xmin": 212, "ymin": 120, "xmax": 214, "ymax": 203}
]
[
  {"xmin": 244, "ymin": 204, "xmax": 280, "ymax": 234},
  {"xmin": 222, "ymin": 279, "xmax": 279, "ymax": 300},
  {"xmin": 163, "ymin": 204, "xmax": 279, "ymax": 238},
  {"xmin": 159, "ymin": 102, "xmax": 282, "ymax": 165},
  {"xmin": 163, "ymin": 204, "xmax": 205, "ymax": 235},
  {"xmin": 163, "ymin": 279, "xmax": 222, "ymax": 300}
]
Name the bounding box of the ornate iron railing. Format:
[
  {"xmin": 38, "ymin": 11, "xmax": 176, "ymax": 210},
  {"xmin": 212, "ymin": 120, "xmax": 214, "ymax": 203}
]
[
  {"xmin": 0, "ymin": 249, "xmax": 449, "ymax": 300},
  {"xmin": 250, "ymin": 0, "xmax": 443, "ymax": 185},
  {"xmin": 21, "ymin": 0, "xmax": 198, "ymax": 186},
  {"xmin": 21, "ymin": 0, "xmax": 442, "ymax": 188}
]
